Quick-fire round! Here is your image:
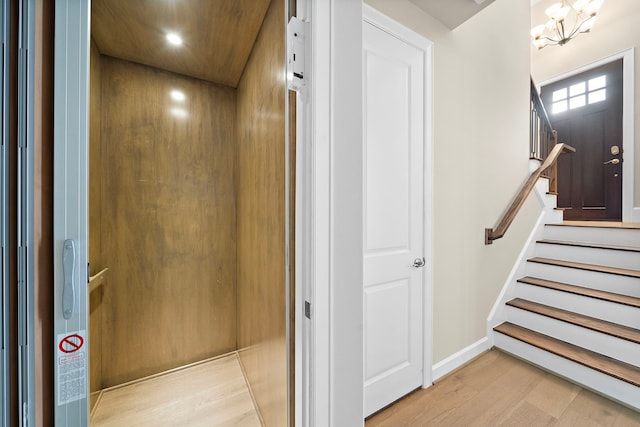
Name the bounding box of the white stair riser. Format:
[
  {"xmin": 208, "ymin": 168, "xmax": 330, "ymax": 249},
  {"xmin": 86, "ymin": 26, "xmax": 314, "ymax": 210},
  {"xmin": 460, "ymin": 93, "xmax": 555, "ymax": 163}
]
[
  {"xmin": 535, "ymin": 178, "xmax": 549, "ymax": 194},
  {"xmin": 517, "ymin": 283, "xmax": 640, "ymax": 329},
  {"xmin": 546, "ymin": 209, "xmax": 564, "ymax": 224},
  {"xmin": 505, "ymin": 306, "xmax": 640, "ymax": 366},
  {"xmin": 543, "ymin": 225, "xmax": 640, "ymax": 247},
  {"xmin": 494, "ymin": 334, "xmax": 640, "ymax": 410},
  {"xmin": 525, "ymin": 263, "xmax": 640, "ymax": 297},
  {"xmin": 535, "ymin": 244, "xmax": 640, "ymax": 271}
]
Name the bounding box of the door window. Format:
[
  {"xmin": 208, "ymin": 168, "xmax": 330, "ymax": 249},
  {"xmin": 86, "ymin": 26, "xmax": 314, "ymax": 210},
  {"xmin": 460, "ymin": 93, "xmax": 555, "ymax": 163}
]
[{"xmin": 551, "ymin": 74, "xmax": 608, "ymax": 114}]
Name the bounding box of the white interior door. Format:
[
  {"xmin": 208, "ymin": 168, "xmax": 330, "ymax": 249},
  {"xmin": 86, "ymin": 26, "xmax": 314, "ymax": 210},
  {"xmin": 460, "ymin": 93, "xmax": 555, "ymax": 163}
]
[
  {"xmin": 53, "ymin": 0, "xmax": 90, "ymax": 425},
  {"xmin": 363, "ymin": 9, "xmax": 428, "ymax": 417}
]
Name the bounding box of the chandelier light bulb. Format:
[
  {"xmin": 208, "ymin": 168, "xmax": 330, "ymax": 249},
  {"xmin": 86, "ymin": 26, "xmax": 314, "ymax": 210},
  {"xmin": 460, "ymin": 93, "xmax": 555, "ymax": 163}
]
[
  {"xmin": 573, "ymin": 0, "xmax": 590, "ymax": 12},
  {"xmin": 545, "ymin": 2, "xmax": 563, "ymax": 19},
  {"xmin": 553, "ymin": 6, "xmax": 571, "ymax": 21},
  {"xmin": 585, "ymin": 0, "xmax": 604, "ymax": 16},
  {"xmin": 531, "ymin": 25, "xmax": 546, "ymax": 38}
]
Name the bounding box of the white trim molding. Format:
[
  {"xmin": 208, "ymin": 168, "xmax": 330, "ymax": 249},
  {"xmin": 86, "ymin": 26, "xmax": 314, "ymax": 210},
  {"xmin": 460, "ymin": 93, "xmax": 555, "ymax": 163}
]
[
  {"xmin": 297, "ymin": 0, "xmax": 364, "ymax": 425},
  {"xmin": 538, "ymin": 48, "xmax": 637, "ymax": 223},
  {"xmin": 431, "ymin": 337, "xmax": 492, "ymax": 382}
]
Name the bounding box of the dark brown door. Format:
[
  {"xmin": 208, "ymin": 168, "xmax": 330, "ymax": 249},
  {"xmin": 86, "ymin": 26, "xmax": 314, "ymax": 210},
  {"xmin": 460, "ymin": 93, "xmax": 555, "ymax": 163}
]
[{"xmin": 541, "ymin": 59, "xmax": 623, "ymax": 221}]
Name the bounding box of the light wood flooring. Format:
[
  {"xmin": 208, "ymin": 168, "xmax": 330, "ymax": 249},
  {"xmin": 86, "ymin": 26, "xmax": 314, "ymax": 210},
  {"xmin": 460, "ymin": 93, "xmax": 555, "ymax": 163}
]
[
  {"xmin": 366, "ymin": 349, "xmax": 640, "ymax": 427},
  {"xmin": 90, "ymin": 353, "xmax": 261, "ymax": 426}
]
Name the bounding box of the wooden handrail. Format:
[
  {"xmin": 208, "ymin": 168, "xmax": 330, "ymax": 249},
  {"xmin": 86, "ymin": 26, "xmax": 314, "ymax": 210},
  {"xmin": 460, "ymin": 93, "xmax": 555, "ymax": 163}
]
[{"xmin": 485, "ymin": 143, "xmax": 575, "ymax": 244}]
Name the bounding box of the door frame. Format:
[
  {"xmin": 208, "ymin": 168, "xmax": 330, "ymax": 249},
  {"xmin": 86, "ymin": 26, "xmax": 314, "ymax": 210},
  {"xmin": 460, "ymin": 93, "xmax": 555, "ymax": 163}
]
[
  {"xmin": 52, "ymin": 0, "xmax": 90, "ymax": 425},
  {"xmin": 294, "ymin": 0, "xmax": 364, "ymax": 425},
  {"xmin": 538, "ymin": 49, "xmax": 636, "ymax": 223},
  {"xmin": 17, "ymin": 0, "xmax": 36, "ymax": 425},
  {"xmin": 1, "ymin": 0, "xmax": 10, "ymax": 423},
  {"xmin": 362, "ymin": 3, "xmax": 434, "ymax": 392}
]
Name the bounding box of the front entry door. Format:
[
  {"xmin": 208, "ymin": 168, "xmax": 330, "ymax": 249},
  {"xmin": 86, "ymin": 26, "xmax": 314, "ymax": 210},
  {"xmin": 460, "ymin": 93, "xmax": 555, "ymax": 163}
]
[
  {"xmin": 541, "ymin": 59, "xmax": 623, "ymax": 220},
  {"xmin": 363, "ymin": 9, "xmax": 428, "ymax": 417}
]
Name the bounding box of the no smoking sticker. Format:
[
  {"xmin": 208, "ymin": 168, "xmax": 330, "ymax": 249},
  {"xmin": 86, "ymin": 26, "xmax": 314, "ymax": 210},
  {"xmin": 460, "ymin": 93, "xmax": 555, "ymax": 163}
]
[
  {"xmin": 56, "ymin": 330, "xmax": 87, "ymax": 406},
  {"xmin": 59, "ymin": 333, "xmax": 84, "ymax": 353}
]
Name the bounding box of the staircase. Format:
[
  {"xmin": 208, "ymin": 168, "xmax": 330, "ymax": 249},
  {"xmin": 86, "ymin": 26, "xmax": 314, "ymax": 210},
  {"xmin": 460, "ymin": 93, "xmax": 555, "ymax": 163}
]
[{"xmin": 492, "ymin": 222, "xmax": 640, "ymax": 410}]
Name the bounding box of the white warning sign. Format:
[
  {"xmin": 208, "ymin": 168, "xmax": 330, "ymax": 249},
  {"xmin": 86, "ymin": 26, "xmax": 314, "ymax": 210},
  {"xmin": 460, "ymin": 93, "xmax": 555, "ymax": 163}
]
[{"xmin": 56, "ymin": 330, "xmax": 87, "ymax": 406}]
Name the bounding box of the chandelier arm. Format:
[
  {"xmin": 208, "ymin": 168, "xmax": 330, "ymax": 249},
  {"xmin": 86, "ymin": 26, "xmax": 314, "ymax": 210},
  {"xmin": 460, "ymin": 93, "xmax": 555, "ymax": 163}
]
[
  {"xmin": 565, "ymin": 13, "xmax": 594, "ymax": 40},
  {"xmin": 540, "ymin": 35, "xmax": 561, "ymax": 45},
  {"xmin": 565, "ymin": 26, "xmax": 581, "ymax": 40},
  {"xmin": 576, "ymin": 14, "xmax": 595, "ymax": 31},
  {"xmin": 556, "ymin": 20, "xmax": 567, "ymax": 41}
]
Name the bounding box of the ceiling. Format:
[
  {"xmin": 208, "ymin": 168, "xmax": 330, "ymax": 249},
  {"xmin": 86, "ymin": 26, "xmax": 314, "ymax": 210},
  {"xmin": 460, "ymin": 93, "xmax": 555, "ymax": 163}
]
[
  {"xmin": 91, "ymin": 0, "xmax": 272, "ymax": 88},
  {"xmin": 409, "ymin": 0, "xmax": 497, "ymax": 29}
]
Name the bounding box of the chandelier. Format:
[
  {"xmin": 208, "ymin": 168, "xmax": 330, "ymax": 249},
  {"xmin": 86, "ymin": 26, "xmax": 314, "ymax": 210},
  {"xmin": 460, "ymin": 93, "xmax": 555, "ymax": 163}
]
[{"xmin": 531, "ymin": 0, "xmax": 604, "ymax": 49}]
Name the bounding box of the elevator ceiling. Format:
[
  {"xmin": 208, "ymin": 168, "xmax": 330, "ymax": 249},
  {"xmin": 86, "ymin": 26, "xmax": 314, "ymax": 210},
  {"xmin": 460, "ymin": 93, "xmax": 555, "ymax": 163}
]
[{"xmin": 91, "ymin": 0, "xmax": 272, "ymax": 87}]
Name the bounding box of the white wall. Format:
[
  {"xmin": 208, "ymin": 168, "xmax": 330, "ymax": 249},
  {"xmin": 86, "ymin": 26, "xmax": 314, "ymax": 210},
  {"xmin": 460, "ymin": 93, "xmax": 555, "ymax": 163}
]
[
  {"xmin": 363, "ymin": 0, "xmax": 537, "ymax": 365},
  {"xmin": 531, "ymin": 0, "xmax": 640, "ymax": 212}
]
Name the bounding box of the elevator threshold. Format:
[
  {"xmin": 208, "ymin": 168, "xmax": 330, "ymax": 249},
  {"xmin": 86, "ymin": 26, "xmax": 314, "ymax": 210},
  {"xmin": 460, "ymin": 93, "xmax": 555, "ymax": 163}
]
[{"xmin": 90, "ymin": 352, "xmax": 262, "ymax": 426}]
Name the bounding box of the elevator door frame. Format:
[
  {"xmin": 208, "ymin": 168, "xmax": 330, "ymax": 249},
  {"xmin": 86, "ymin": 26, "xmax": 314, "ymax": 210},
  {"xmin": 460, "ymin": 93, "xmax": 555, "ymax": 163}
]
[
  {"xmin": 52, "ymin": 0, "xmax": 90, "ymax": 425},
  {"xmin": 1, "ymin": 0, "xmax": 11, "ymax": 423},
  {"xmin": 53, "ymin": 1, "xmax": 299, "ymax": 425},
  {"xmin": 17, "ymin": 0, "xmax": 36, "ymax": 425}
]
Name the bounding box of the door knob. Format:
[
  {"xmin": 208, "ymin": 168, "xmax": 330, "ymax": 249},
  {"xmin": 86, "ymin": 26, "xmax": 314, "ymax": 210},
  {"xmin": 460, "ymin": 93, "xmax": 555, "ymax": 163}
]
[
  {"xmin": 412, "ymin": 257, "xmax": 425, "ymax": 268},
  {"xmin": 604, "ymin": 158, "xmax": 620, "ymax": 165}
]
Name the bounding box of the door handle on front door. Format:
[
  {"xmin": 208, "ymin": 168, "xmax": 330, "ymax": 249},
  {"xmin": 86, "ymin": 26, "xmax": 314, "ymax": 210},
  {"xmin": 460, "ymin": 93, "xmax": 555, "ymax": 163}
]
[
  {"xmin": 412, "ymin": 257, "xmax": 425, "ymax": 268},
  {"xmin": 604, "ymin": 158, "xmax": 620, "ymax": 165}
]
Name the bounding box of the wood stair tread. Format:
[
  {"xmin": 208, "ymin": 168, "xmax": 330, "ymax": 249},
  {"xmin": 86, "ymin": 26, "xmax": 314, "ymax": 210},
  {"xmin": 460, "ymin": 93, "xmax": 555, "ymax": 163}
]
[
  {"xmin": 537, "ymin": 239, "xmax": 640, "ymax": 253},
  {"xmin": 548, "ymin": 222, "xmax": 640, "ymax": 230},
  {"xmin": 528, "ymin": 257, "xmax": 640, "ymax": 279},
  {"xmin": 494, "ymin": 322, "xmax": 640, "ymax": 387},
  {"xmin": 506, "ymin": 298, "xmax": 640, "ymax": 344},
  {"xmin": 517, "ymin": 276, "xmax": 640, "ymax": 308}
]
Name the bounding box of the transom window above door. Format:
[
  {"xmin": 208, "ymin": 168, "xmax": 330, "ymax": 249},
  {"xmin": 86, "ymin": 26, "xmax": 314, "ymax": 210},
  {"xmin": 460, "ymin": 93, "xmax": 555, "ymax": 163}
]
[{"xmin": 551, "ymin": 75, "xmax": 607, "ymax": 114}]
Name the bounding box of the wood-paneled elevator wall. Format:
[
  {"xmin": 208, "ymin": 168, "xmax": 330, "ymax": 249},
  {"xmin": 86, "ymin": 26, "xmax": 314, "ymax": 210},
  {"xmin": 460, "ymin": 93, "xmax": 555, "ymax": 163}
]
[
  {"xmin": 236, "ymin": 0, "xmax": 287, "ymax": 425},
  {"xmin": 89, "ymin": 51, "xmax": 238, "ymax": 388},
  {"xmin": 88, "ymin": 0, "xmax": 287, "ymax": 424}
]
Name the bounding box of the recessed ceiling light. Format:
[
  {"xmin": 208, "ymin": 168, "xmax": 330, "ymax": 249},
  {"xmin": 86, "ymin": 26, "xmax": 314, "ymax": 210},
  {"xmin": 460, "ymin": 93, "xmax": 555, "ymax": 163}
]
[
  {"xmin": 166, "ymin": 33, "xmax": 182, "ymax": 46},
  {"xmin": 170, "ymin": 90, "xmax": 186, "ymax": 102}
]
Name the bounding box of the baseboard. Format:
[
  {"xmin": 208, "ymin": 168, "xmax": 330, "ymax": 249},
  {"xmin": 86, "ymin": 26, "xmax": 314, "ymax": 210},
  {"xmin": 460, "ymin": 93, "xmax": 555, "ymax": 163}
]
[{"xmin": 431, "ymin": 337, "xmax": 491, "ymax": 382}]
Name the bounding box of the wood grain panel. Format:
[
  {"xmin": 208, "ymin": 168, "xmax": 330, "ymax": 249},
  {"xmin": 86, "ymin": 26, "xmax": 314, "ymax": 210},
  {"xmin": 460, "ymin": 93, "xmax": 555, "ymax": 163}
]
[
  {"xmin": 89, "ymin": 38, "xmax": 104, "ymax": 402},
  {"xmin": 99, "ymin": 56, "xmax": 237, "ymax": 386},
  {"xmin": 236, "ymin": 0, "xmax": 288, "ymax": 425},
  {"xmin": 91, "ymin": 0, "xmax": 271, "ymax": 87}
]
